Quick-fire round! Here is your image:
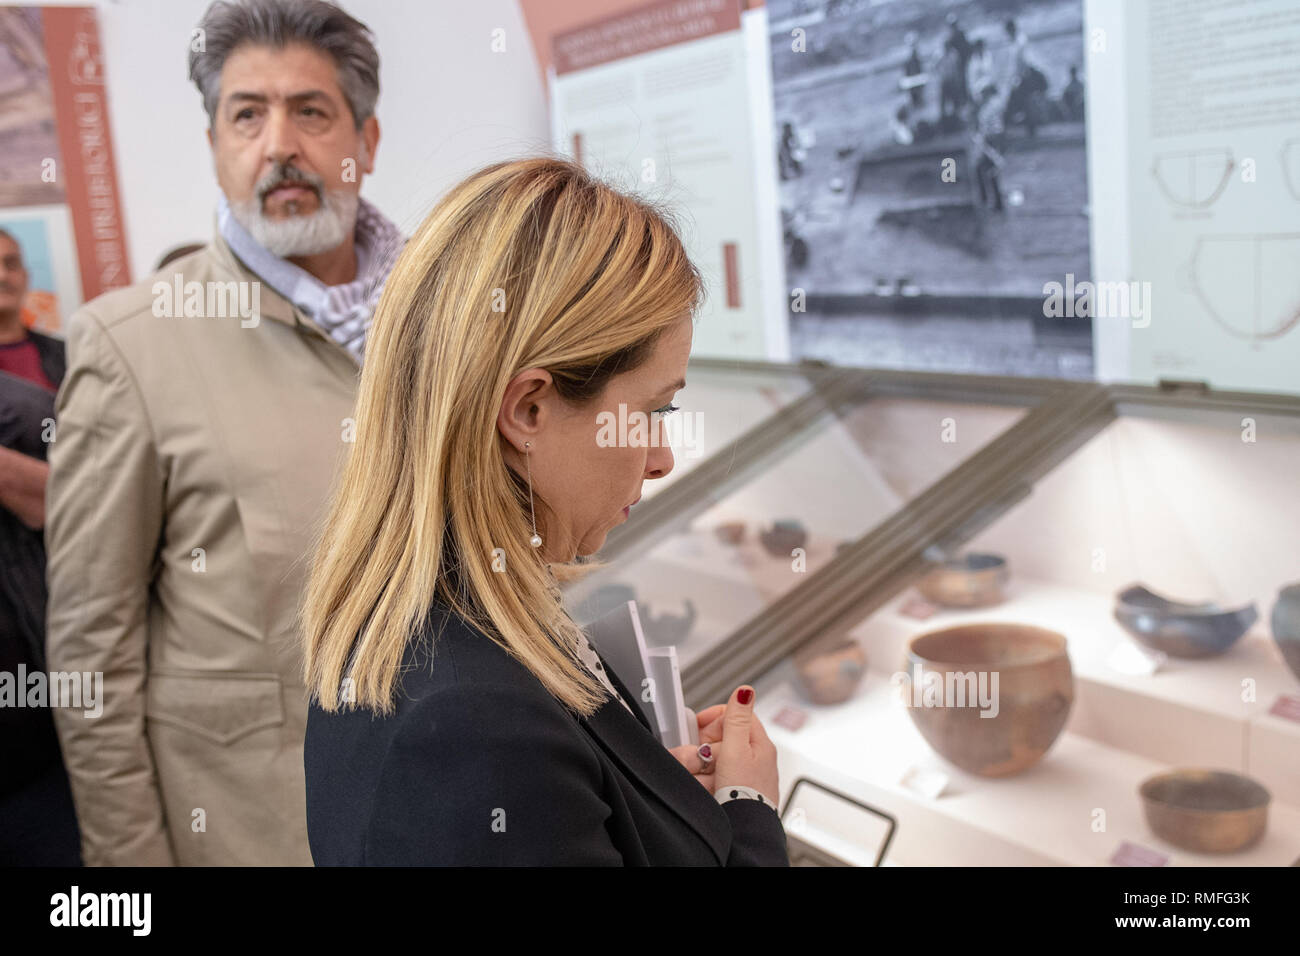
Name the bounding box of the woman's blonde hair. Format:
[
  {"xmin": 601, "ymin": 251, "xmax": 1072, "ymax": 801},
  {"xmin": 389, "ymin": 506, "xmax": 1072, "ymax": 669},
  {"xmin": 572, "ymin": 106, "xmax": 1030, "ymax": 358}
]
[{"xmin": 303, "ymin": 157, "xmax": 703, "ymax": 716}]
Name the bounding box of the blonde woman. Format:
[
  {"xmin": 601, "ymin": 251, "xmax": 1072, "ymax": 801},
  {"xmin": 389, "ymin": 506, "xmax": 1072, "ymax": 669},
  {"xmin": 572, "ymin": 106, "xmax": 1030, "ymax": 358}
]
[{"xmin": 302, "ymin": 158, "xmax": 787, "ymax": 865}]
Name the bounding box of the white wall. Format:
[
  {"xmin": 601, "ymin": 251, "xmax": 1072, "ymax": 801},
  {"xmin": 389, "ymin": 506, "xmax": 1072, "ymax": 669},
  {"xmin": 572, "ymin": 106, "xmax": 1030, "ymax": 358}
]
[{"xmin": 82, "ymin": 0, "xmax": 548, "ymax": 279}]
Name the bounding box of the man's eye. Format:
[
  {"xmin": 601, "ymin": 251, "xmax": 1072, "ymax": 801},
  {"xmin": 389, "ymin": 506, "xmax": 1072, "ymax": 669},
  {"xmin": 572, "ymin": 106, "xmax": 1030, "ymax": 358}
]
[
  {"xmin": 235, "ymin": 109, "xmax": 256, "ymax": 121},
  {"xmin": 300, "ymin": 106, "xmax": 321, "ymax": 116}
]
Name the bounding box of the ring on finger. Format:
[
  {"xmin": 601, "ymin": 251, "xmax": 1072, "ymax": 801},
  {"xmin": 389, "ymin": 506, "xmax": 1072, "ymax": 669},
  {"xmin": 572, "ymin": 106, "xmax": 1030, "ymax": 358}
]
[{"xmin": 696, "ymin": 743, "xmax": 715, "ymax": 771}]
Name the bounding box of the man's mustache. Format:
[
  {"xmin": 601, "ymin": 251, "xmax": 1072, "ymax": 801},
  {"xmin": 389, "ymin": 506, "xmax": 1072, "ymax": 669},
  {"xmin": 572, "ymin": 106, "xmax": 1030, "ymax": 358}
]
[{"xmin": 257, "ymin": 164, "xmax": 325, "ymax": 202}]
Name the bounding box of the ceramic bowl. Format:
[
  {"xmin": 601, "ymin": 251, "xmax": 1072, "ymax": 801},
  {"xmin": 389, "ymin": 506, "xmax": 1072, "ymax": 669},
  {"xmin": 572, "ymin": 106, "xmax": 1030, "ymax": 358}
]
[
  {"xmin": 793, "ymin": 640, "xmax": 867, "ymax": 705},
  {"xmin": 1271, "ymin": 583, "xmax": 1300, "ymax": 682},
  {"xmin": 904, "ymin": 623, "xmax": 1073, "ymax": 777},
  {"xmin": 916, "ymin": 553, "xmax": 1009, "ymax": 608},
  {"xmin": 759, "ymin": 519, "xmax": 808, "ymax": 558},
  {"xmin": 1114, "ymin": 584, "xmax": 1257, "ymax": 659},
  {"xmin": 713, "ymin": 521, "xmax": 747, "ymax": 546},
  {"xmin": 1139, "ymin": 769, "xmax": 1270, "ymax": 853},
  {"xmin": 642, "ymin": 599, "xmax": 697, "ymax": 646},
  {"xmin": 581, "ymin": 585, "xmax": 695, "ymax": 646}
]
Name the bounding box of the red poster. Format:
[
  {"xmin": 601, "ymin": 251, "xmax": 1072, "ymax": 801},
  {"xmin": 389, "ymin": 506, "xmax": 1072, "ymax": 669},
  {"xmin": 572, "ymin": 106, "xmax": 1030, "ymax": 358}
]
[{"xmin": 41, "ymin": 6, "xmax": 130, "ymax": 302}]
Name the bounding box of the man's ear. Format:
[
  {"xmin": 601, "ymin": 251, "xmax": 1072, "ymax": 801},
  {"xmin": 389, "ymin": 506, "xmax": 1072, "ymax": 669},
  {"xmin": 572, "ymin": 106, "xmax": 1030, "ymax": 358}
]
[
  {"xmin": 361, "ymin": 116, "xmax": 379, "ymax": 175},
  {"xmin": 206, "ymin": 126, "xmax": 214, "ymax": 149},
  {"xmin": 496, "ymin": 368, "xmax": 552, "ymax": 451}
]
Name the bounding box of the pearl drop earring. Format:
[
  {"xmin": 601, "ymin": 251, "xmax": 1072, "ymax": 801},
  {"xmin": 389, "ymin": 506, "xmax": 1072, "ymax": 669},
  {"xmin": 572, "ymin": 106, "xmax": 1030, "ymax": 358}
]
[{"xmin": 524, "ymin": 441, "xmax": 543, "ymax": 549}]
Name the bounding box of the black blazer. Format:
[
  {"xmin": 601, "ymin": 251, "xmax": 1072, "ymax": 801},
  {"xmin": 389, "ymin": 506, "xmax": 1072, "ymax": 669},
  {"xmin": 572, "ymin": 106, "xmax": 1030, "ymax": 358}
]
[{"xmin": 304, "ymin": 604, "xmax": 790, "ymax": 865}]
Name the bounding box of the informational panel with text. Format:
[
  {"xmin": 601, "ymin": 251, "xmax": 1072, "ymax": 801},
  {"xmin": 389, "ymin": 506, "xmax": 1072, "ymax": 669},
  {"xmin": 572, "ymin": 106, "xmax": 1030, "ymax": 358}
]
[
  {"xmin": 1123, "ymin": 0, "xmax": 1300, "ymax": 394},
  {"xmin": 548, "ymin": 0, "xmax": 787, "ymax": 361}
]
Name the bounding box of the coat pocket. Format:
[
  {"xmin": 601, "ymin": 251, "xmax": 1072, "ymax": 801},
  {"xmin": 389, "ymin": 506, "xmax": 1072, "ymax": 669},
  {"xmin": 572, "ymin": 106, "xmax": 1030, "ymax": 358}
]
[{"xmin": 146, "ymin": 672, "xmax": 285, "ymax": 746}]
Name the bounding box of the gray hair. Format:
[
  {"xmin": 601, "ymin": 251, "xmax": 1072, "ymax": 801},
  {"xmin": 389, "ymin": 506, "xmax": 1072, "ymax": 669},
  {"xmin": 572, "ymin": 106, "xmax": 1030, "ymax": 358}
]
[{"xmin": 188, "ymin": 0, "xmax": 380, "ymax": 130}]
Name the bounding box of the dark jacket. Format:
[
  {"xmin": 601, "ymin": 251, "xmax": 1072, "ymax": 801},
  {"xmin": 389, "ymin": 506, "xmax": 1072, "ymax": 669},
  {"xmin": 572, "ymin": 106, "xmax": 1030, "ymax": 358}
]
[
  {"xmin": 0, "ymin": 335, "xmax": 63, "ymax": 802},
  {"xmin": 28, "ymin": 329, "xmax": 66, "ymax": 391},
  {"xmin": 305, "ymin": 604, "xmax": 790, "ymax": 866}
]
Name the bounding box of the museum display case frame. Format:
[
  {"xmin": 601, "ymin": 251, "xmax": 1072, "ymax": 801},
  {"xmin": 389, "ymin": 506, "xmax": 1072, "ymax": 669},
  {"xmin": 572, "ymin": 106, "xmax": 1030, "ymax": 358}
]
[{"xmin": 577, "ymin": 360, "xmax": 1300, "ymax": 865}]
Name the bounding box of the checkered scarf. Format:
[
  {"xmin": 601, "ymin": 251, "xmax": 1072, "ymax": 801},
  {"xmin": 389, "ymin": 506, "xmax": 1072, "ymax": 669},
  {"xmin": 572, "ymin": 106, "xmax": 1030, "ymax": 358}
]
[{"xmin": 217, "ymin": 194, "xmax": 405, "ymax": 362}]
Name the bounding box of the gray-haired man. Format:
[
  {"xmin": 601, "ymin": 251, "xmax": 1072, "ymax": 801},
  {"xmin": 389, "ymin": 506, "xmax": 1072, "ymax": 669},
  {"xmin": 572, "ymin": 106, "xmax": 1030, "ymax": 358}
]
[{"xmin": 46, "ymin": 0, "xmax": 403, "ymax": 865}]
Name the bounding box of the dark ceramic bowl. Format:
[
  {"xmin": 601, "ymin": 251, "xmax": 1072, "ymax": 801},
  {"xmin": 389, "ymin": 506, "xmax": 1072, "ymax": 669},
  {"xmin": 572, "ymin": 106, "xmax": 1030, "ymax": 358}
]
[
  {"xmin": 1114, "ymin": 584, "xmax": 1256, "ymax": 659},
  {"xmin": 579, "ymin": 585, "xmax": 696, "ymax": 646},
  {"xmin": 917, "ymin": 553, "xmax": 1009, "ymax": 608},
  {"xmin": 643, "ymin": 599, "xmax": 697, "ymax": 646},
  {"xmin": 1139, "ymin": 769, "xmax": 1269, "ymax": 853},
  {"xmin": 1271, "ymin": 583, "xmax": 1300, "ymax": 682},
  {"xmin": 759, "ymin": 519, "xmax": 808, "ymax": 558},
  {"xmin": 904, "ymin": 623, "xmax": 1073, "ymax": 777}
]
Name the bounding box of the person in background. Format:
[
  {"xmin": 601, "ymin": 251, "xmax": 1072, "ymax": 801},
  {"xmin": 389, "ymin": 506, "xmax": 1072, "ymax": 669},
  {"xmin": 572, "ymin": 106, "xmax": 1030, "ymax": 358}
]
[
  {"xmin": 154, "ymin": 242, "xmax": 207, "ymax": 271},
  {"xmin": 1004, "ymin": 17, "xmax": 1031, "ymax": 79},
  {"xmin": 0, "ymin": 230, "xmax": 63, "ymax": 391},
  {"xmin": 901, "ymin": 31, "xmax": 924, "ymax": 109},
  {"xmin": 1061, "ymin": 64, "xmax": 1085, "ymax": 122},
  {"xmin": 941, "ymin": 13, "xmax": 973, "ymax": 119},
  {"xmin": 0, "ymin": 228, "xmax": 81, "ymax": 865},
  {"xmin": 972, "ymin": 83, "xmax": 1007, "ymax": 212},
  {"xmin": 965, "ymin": 37, "xmax": 995, "ymax": 120},
  {"xmin": 45, "ymin": 0, "xmax": 403, "ymax": 866},
  {"xmin": 778, "ymin": 121, "xmax": 804, "ymax": 180},
  {"xmin": 999, "ymin": 17, "xmax": 1048, "ymax": 135}
]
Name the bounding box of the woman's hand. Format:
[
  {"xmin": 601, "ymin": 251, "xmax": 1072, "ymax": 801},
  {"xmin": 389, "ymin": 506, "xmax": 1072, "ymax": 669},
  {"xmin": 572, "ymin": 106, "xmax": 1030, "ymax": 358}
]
[
  {"xmin": 668, "ymin": 742, "xmax": 713, "ymax": 789},
  {"xmin": 666, "ymin": 704, "xmax": 727, "ymax": 787},
  {"xmin": 710, "ymin": 686, "xmax": 779, "ymax": 802},
  {"xmin": 669, "ymin": 687, "xmax": 778, "ymax": 801}
]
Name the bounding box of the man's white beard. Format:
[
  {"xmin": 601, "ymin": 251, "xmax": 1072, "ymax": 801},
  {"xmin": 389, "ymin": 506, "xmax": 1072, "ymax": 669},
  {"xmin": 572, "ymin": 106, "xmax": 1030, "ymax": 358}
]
[{"xmin": 229, "ymin": 189, "xmax": 359, "ymax": 258}]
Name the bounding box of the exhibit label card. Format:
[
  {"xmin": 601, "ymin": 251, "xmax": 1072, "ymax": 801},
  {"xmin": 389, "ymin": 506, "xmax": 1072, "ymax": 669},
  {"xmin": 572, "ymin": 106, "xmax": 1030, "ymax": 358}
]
[
  {"xmin": 1269, "ymin": 694, "xmax": 1300, "ymax": 724},
  {"xmin": 1110, "ymin": 840, "xmax": 1169, "ymax": 867}
]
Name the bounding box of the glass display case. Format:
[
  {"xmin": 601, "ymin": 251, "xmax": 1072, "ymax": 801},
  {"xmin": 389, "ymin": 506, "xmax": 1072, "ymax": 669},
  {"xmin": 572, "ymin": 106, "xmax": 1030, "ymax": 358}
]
[
  {"xmin": 565, "ymin": 357, "xmax": 1098, "ymax": 681},
  {"xmin": 627, "ymin": 357, "xmax": 830, "ymax": 503},
  {"xmin": 738, "ymin": 381, "xmax": 1300, "ymax": 867}
]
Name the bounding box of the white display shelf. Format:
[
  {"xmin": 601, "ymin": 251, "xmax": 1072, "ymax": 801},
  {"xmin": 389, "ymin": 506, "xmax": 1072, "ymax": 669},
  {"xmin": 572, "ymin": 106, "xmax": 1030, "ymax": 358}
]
[
  {"xmin": 754, "ymin": 668, "xmax": 1300, "ymax": 867},
  {"xmin": 846, "ymin": 576, "xmax": 1300, "ymax": 804}
]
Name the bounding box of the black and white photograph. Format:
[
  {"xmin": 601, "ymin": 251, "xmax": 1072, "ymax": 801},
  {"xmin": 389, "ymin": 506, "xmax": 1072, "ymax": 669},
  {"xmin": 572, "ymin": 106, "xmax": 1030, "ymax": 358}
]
[{"xmin": 769, "ymin": 0, "xmax": 1093, "ymax": 377}]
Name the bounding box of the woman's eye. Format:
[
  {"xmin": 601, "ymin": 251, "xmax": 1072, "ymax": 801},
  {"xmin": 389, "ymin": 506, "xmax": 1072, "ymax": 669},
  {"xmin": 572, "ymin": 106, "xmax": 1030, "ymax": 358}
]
[{"xmin": 653, "ymin": 403, "xmax": 680, "ymax": 417}]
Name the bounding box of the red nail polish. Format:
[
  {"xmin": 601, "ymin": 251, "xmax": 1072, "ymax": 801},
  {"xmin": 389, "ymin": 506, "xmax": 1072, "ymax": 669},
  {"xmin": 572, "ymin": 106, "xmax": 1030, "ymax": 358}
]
[
  {"xmin": 738, "ymin": 688, "xmax": 753, "ymax": 705},
  {"xmin": 699, "ymin": 744, "xmax": 712, "ymax": 758}
]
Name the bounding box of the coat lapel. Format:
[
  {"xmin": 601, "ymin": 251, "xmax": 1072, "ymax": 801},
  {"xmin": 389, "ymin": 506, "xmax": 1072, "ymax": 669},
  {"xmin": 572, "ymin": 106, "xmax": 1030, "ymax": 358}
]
[{"xmin": 579, "ymin": 656, "xmax": 731, "ymax": 865}]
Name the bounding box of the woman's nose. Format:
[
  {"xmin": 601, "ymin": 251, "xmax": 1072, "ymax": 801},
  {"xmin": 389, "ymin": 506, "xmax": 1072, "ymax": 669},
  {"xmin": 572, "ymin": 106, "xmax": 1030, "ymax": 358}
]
[{"xmin": 644, "ymin": 441, "xmax": 674, "ymax": 480}]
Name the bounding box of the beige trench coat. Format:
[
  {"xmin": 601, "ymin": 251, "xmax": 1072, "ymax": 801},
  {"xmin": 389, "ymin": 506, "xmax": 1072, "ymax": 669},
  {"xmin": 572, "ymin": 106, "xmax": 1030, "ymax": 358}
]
[{"xmin": 45, "ymin": 234, "xmax": 361, "ymax": 865}]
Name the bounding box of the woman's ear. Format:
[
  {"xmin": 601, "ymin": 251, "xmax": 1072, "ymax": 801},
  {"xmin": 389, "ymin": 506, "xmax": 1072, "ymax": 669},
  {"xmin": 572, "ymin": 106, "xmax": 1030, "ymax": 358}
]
[{"xmin": 496, "ymin": 367, "xmax": 554, "ymax": 451}]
